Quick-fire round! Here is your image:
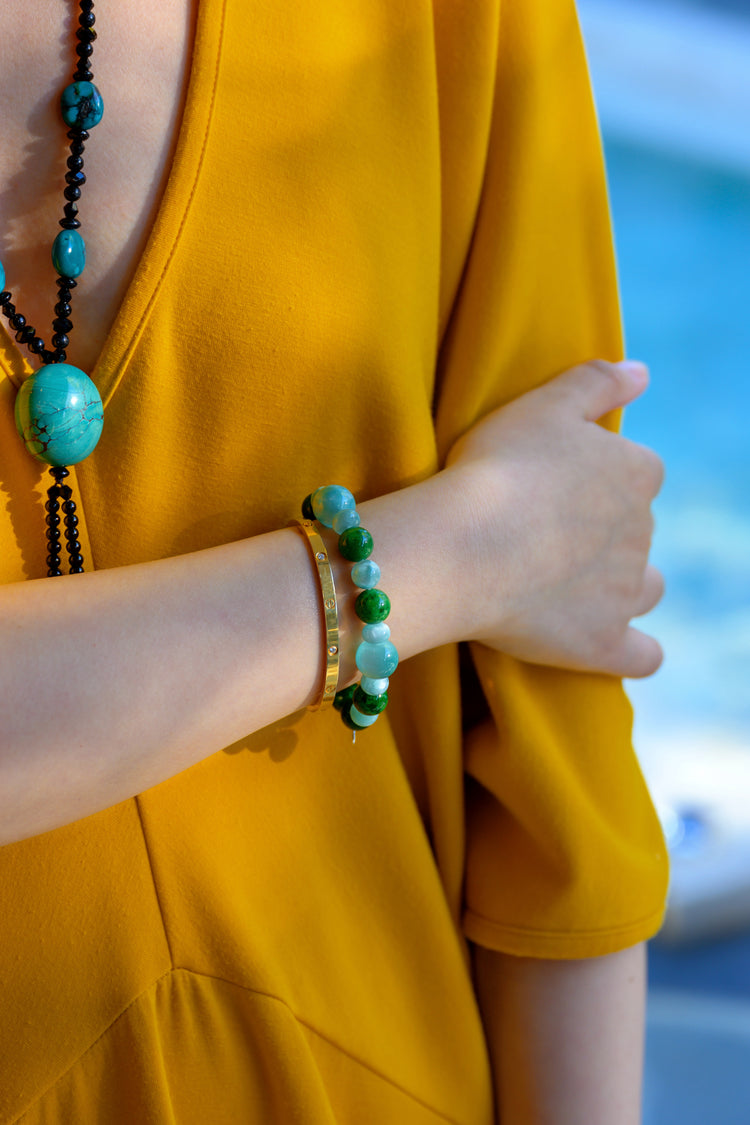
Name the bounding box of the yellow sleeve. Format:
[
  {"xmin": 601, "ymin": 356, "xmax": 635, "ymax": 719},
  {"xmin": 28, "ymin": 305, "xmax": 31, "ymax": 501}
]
[{"xmin": 432, "ymin": 0, "xmax": 669, "ymax": 957}]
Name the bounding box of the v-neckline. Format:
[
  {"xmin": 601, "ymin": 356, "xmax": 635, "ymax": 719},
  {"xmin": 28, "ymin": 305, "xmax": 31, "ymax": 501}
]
[{"xmin": 0, "ymin": 0, "xmax": 226, "ymax": 410}]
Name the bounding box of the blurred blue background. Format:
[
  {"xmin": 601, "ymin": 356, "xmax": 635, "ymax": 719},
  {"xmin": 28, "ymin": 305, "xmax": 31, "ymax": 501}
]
[{"xmin": 578, "ymin": 1, "xmax": 750, "ymax": 1119}]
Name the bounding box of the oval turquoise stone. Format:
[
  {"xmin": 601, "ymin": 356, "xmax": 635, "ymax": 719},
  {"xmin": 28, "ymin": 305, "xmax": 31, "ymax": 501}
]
[
  {"xmin": 355, "ymin": 640, "xmax": 399, "ymax": 679},
  {"xmin": 60, "ymin": 81, "xmax": 104, "ymax": 129},
  {"xmin": 339, "ymin": 527, "xmax": 373, "ymax": 562},
  {"xmin": 355, "ymin": 587, "xmax": 390, "ymax": 623},
  {"xmin": 15, "ymin": 364, "xmax": 103, "ymax": 466},
  {"xmin": 0, "ymin": 258, "xmax": 5, "ymax": 292},
  {"xmin": 52, "ymin": 230, "xmax": 86, "ymax": 278},
  {"xmin": 311, "ymin": 485, "xmax": 355, "ymax": 529}
]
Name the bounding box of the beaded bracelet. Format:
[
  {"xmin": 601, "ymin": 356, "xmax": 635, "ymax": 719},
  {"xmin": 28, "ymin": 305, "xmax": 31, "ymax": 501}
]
[
  {"xmin": 301, "ymin": 485, "xmax": 398, "ymax": 736},
  {"xmin": 294, "ymin": 519, "xmax": 340, "ymax": 710}
]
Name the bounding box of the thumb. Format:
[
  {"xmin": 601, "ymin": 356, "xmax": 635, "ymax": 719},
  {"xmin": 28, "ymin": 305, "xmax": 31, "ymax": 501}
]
[{"xmin": 563, "ymin": 360, "xmax": 650, "ymax": 422}]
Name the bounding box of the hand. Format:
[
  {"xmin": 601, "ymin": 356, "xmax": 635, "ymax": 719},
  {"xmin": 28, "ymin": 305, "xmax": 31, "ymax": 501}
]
[{"xmin": 444, "ymin": 360, "xmax": 664, "ymax": 678}]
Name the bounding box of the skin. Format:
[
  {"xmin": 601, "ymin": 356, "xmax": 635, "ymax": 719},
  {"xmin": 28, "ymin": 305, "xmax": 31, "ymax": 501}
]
[{"xmin": 0, "ymin": 4, "xmax": 661, "ymax": 1121}]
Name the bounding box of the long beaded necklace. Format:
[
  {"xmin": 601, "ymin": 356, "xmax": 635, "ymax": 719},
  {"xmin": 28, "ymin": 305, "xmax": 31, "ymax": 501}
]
[{"xmin": 0, "ymin": 0, "xmax": 104, "ymax": 576}]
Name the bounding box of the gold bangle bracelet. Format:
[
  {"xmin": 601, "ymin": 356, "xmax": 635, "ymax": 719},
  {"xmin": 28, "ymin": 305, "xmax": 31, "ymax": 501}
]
[{"xmin": 295, "ymin": 519, "xmax": 340, "ymax": 710}]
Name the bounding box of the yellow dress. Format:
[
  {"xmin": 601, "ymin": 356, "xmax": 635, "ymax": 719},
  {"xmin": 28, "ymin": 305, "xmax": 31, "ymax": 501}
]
[{"xmin": 0, "ymin": 1, "xmax": 668, "ymax": 1121}]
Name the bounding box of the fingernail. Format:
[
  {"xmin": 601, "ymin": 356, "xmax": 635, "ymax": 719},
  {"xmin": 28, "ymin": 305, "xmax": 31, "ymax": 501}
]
[{"xmin": 617, "ymin": 360, "xmax": 648, "ymax": 378}]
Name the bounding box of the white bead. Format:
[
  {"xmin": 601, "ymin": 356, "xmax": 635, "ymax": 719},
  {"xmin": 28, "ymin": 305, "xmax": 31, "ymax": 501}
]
[
  {"xmin": 361, "ymin": 622, "xmax": 390, "ymax": 644},
  {"xmin": 360, "ymin": 675, "xmax": 389, "ymax": 695}
]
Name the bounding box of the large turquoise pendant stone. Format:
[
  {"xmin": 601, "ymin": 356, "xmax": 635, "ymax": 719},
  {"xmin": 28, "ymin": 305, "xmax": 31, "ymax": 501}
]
[
  {"xmin": 15, "ymin": 364, "xmax": 103, "ymax": 466},
  {"xmin": 60, "ymin": 81, "xmax": 104, "ymax": 130},
  {"xmin": 52, "ymin": 229, "xmax": 86, "ymax": 278}
]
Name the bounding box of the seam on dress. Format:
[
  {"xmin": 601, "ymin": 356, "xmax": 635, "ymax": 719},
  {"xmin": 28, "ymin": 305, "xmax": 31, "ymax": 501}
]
[
  {"xmin": 100, "ymin": 0, "xmax": 228, "ymax": 410},
  {"xmin": 11, "ymin": 968, "xmax": 176, "ymax": 1124},
  {"xmin": 462, "ymin": 903, "xmax": 664, "ymax": 941},
  {"xmin": 12, "ymin": 966, "xmax": 469, "ymax": 1125},
  {"xmin": 134, "ymin": 795, "xmax": 176, "ymax": 966}
]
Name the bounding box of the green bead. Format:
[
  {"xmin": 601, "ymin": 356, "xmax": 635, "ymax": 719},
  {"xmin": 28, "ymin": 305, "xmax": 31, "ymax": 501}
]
[
  {"xmin": 333, "ymin": 684, "xmax": 356, "ymax": 713},
  {"xmin": 353, "ymin": 685, "xmax": 389, "ymax": 715},
  {"xmin": 338, "ymin": 527, "xmax": 373, "ymax": 562},
  {"xmin": 355, "ymin": 588, "xmax": 390, "ymax": 623},
  {"xmin": 52, "ymin": 230, "xmax": 86, "ymax": 278}
]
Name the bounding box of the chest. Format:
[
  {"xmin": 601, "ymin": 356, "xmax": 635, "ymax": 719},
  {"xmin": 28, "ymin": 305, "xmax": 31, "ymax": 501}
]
[{"xmin": 0, "ymin": 0, "xmax": 195, "ymax": 372}]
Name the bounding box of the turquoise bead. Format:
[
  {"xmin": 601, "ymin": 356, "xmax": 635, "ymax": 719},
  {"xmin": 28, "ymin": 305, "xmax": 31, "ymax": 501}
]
[
  {"xmin": 349, "ymin": 704, "xmax": 379, "ymax": 728},
  {"xmin": 15, "ymin": 363, "xmax": 103, "ymax": 466},
  {"xmin": 0, "ymin": 259, "xmax": 5, "ymax": 292},
  {"xmin": 52, "ymin": 230, "xmax": 86, "ymax": 278},
  {"xmin": 60, "ymin": 81, "xmax": 104, "ymax": 130},
  {"xmin": 353, "ymin": 685, "xmax": 389, "ymax": 715},
  {"xmin": 351, "ymin": 559, "xmax": 381, "ymax": 589},
  {"xmin": 362, "ymin": 622, "xmax": 390, "ymax": 644},
  {"xmin": 339, "ymin": 527, "xmax": 373, "ymax": 562},
  {"xmin": 360, "ymin": 675, "xmax": 389, "ymax": 695},
  {"xmin": 355, "ymin": 588, "xmax": 390, "ymax": 623},
  {"xmin": 356, "ymin": 640, "xmax": 399, "ymax": 678},
  {"xmin": 332, "ymin": 508, "xmax": 360, "ymax": 535},
  {"xmin": 311, "ymin": 485, "xmax": 355, "ymax": 529}
]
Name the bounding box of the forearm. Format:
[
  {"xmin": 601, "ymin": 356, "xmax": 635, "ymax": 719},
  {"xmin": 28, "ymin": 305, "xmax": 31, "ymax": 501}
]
[
  {"xmin": 0, "ymin": 472, "xmax": 464, "ymax": 844},
  {"xmin": 473, "ymin": 942, "xmax": 647, "ymax": 1125}
]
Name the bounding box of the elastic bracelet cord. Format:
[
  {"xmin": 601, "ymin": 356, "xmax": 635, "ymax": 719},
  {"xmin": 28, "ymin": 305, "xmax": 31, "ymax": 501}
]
[
  {"xmin": 301, "ymin": 485, "xmax": 398, "ymax": 736},
  {"xmin": 294, "ymin": 519, "xmax": 340, "ymax": 710}
]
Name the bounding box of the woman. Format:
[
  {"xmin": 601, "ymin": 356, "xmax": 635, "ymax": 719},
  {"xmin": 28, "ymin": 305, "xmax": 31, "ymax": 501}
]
[{"xmin": 0, "ymin": 0, "xmax": 666, "ymax": 1121}]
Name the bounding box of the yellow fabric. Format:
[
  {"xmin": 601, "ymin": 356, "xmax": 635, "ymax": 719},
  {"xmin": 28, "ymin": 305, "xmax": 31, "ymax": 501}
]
[{"xmin": 0, "ymin": 0, "xmax": 668, "ymax": 1121}]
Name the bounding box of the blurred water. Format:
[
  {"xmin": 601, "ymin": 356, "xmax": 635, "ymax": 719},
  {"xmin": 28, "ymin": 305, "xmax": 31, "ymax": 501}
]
[{"xmin": 606, "ymin": 138, "xmax": 750, "ymax": 756}]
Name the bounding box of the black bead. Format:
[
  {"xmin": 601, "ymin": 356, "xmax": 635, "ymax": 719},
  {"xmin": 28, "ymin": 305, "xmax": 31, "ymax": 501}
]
[
  {"xmin": 45, "ymin": 499, "xmax": 60, "ymax": 513},
  {"xmin": 47, "ymin": 568, "xmax": 64, "ymax": 578},
  {"xmin": 59, "ymin": 218, "xmax": 82, "ymax": 230},
  {"xmin": 64, "ymin": 514, "xmax": 79, "ymax": 529},
  {"xmin": 67, "ymin": 128, "xmax": 89, "ymax": 143},
  {"xmin": 65, "ymin": 540, "xmax": 82, "ymax": 555},
  {"xmin": 55, "ymin": 301, "xmax": 72, "ymax": 318},
  {"xmin": 54, "ymin": 349, "xmax": 67, "ymax": 363},
  {"xmin": 0, "ymin": 291, "xmax": 12, "ymax": 306},
  {"xmin": 67, "ymin": 553, "xmax": 84, "ymax": 567},
  {"xmin": 77, "ymin": 27, "xmax": 97, "ymax": 44},
  {"xmin": 9, "ymin": 314, "xmax": 26, "ymax": 330},
  {"xmin": 67, "ymin": 154, "xmax": 84, "ymax": 172},
  {"xmin": 79, "ymin": 11, "xmax": 96, "ymax": 27},
  {"xmin": 301, "ymin": 494, "xmax": 315, "ymax": 520},
  {"xmin": 80, "ymin": 0, "xmax": 95, "ymax": 11},
  {"xmin": 52, "ymin": 333, "xmax": 70, "ymax": 350},
  {"xmin": 42, "ymin": 350, "xmax": 56, "ymax": 365},
  {"xmin": 53, "ymin": 318, "xmax": 74, "ymax": 334},
  {"xmin": 2, "ymin": 301, "xmax": 15, "ymax": 316},
  {"xmin": 68, "ymin": 140, "xmax": 86, "ymax": 157},
  {"xmin": 50, "ymin": 467, "xmax": 70, "ymax": 481},
  {"xmin": 75, "ymin": 41, "xmax": 94, "ymax": 58},
  {"xmin": 65, "ymin": 170, "xmax": 87, "ymax": 187},
  {"xmin": 63, "ymin": 201, "xmax": 80, "ymax": 220},
  {"xmin": 31, "ymin": 337, "xmax": 46, "ymax": 354},
  {"xmin": 63, "ymin": 185, "xmax": 81, "ymax": 203},
  {"xmin": 68, "ymin": 565, "xmax": 84, "ymax": 575},
  {"xmin": 57, "ymin": 276, "xmax": 77, "ymax": 289},
  {"xmin": 16, "ymin": 326, "xmax": 36, "ymax": 344},
  {"xmin": 45, "ymin": 513, "xmax": 61, "ymax": 528},
  {"xmin": 59, "ymin": 485, "xmax": 73, "ymax": 500},
  {"xmin": 62, "ymin": 500, "xmax": 77, "ymax": 514}
]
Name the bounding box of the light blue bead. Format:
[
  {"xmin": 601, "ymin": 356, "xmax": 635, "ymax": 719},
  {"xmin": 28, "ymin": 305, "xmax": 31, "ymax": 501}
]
[
  {"xmin": 350, "ymin": 559, "xmax": 381, "ymax": 589},
  {"xmin": 311, "ymin": 485, "xmax": 355, "ymax": 529},
  {"xmin": 332, "ymin": 508, "xmax": 360, "ymax": 535},
  {"xmin": 360, "ymin": 675, "xmax": 389, "ymax": 695},
  {"xmin": 15, "ymin": 363, "xmax": 103, "ymax": 466},
  {"xmin": 362, "ymin": 622, "xmax": 390, "ymax": 644},
  {"xmin": 60, "ymin": 81, "xmax": 104, "ymax": 129},
  {"xmin": 349, "ymin": 704, "xmax": 379, "ymax": 728},
  {"xmin": 0, "ymin": 259, "xmax": 5, "ymax": 292},
  {"xmin": 52, "ymin": 230, "xmax": 86, "ymax": 278},
  {"xmin": 355, "ymin": 640, "xmax": 399, "ymax": 678}
]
